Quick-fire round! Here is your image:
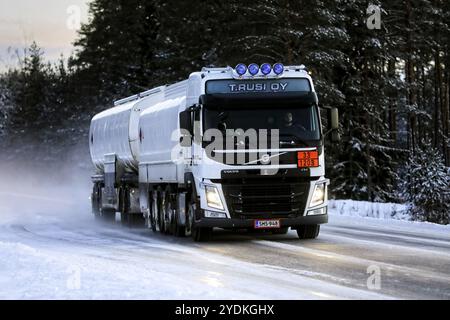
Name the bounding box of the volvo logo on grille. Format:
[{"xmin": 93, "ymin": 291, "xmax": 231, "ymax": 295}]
[{"xmin": 260, "ymin": 154, "xmax": 271, "ymax": 165}]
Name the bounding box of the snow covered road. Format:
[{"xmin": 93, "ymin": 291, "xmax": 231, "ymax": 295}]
[{"xmin": 0, "ymin": 189, "xmax": 449, "ymax": 300}]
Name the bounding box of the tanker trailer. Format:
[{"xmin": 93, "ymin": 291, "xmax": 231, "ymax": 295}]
[
  {"xmin": 89, "ymin": 86, "xmax": 165, "ymax": 225},
  {"xmin": 89, "ymin": 64, "xmax": 340, "ymax": 241}
]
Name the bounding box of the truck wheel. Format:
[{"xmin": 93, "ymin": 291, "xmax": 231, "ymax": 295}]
[
  {"xmin": 159, "ymin": 190, "xmax": 171, "ymax": 234},
  {"xmin": 164, "ymin": 187, "xmax": 177, "ymax": 235},
  {"xmin": 296, "ymin": 225, "xmax": 320, "ymax": 239},
  {"xmin": 92, "ymin": 186, "xmax": 100, "ymax": 216},
  {"xmin": 170, "ymin": 196, "xmax": 185, "ymax": 237},
  {"xmin": 174, "ymin": 219, "xmax": 185, "ymax": 237},
  {"xmin": 149, "ymin": 190, "xmax": 158, "ymax": 232},
  {"xmin": 173, "ymin": 195, "xmax": 186, "ymax": 238},
  {"xmin": 185, "ymin": 203, "xmax": 194, "ymax": 237},
  {"xmin": 272, "ymin": 227, "xmax": 289, "ymax": 235},
  {"xmin": 187, "ymin": 203, "xmax": 212, "ymax": 242},
  {"xmin": 157, "ymin": 190, "xmax": 165, "ymax": 233}
]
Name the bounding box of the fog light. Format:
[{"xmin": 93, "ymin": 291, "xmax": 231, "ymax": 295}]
[
  {"xmin": 204, "ymin": 210, "xmax": 227, "ymax": 218},
  {"xmin": 307, "ymin": 207, "xmax": 327, "ymax": 216}
]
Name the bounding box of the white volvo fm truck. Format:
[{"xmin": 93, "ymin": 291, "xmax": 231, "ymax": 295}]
[{"xmin": 89, "ymin": 63, "xmax": 339, "ymax": 241}]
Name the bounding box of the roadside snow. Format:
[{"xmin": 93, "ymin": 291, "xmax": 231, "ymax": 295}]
[
  {"xmin": 329, "ymin": 199, "xmax": 409, "ymax": 220},
  {"xmin": 328, "ymin": 200, "xmax": 450, "ymax": 240}
]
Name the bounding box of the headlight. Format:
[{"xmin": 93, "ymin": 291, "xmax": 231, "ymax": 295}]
[
  {"xmin": 205, "ymin": 186, "xmax": 224, "ymax": 210},
  {"xmin": 310, "ymin": 183, "xmax": 326, "ymax": 208}
]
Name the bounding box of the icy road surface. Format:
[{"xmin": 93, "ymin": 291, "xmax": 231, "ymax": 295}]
[{"xmin": 0, "ymin": 189, "xmax": 449, "ymax": 299}]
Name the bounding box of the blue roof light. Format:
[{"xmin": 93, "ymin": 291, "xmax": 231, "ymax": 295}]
[
  {"xmin": 260, "ymin": 63, "xmax": 271, "ymax": 75},
  {"xmin": 235, "ymin": 63, "xmax": 247, "ymax": 76},
  {"xmin": 248, "ymin": 63, "xmax": 259, "ymax": 76},
  {"xmin": 273, "ymin": 63, "xmax": 284, "ymax": 75}
]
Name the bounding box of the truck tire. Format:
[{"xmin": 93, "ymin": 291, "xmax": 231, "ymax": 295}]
[
  {"xmin": 174, "ymin": 196, "xmax": 187, "ymax": 238},
  {"xmin": 174, "ymin": 219, "xmax": 185, "ymax": 237},
  {"xmin": 159, "ymin": 191, "xmax": 171, "ymax": 234},
  {"xmin": 92, "ymin": 186, "xmax": 100, "ymax": 216},
  {"xmin": 173, "ymin": 194, "xmax": 185, "ymax": 237},
  {"xmin": 187, "ymin": 203, "xmax": 212, "ymax": 242},
  {"xmin": 296, "ymin": 225, "xmax": 320, "ymax": 239},
  {"xmin": 157, "ymin": 189, "xmax": 166, "ymax": 233},
  {"xmin": 149, "ymin": 190, "xmax": 158, "ymax": 232}
]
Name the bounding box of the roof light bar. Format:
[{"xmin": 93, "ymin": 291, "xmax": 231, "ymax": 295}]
[
  {"xmin": 273, "ymin": 63, "xmax": 284, "ymax": 75},
  {"xmin": 235, "ymin": 63, "xmax": 247, "ymax": 76},
  {"xmin": 260, "ymin": 63, "xmax": 271, "ymax": 75},
  {"xmin": 248, "ymin": 63, "xmax": 259, "ymax": 76}
]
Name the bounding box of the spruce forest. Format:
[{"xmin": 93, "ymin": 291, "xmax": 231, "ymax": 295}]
[{"xmin": 0, "ymin": 0, "xmax": 448, "ymax": 224}]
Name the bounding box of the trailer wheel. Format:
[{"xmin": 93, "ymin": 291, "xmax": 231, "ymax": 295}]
[
  {"xmin": 156, "ymin": 190, "xmax": 166, "ymax": 233},
  {"xmin": 149, "ymin": 190, "xmax": 158, "ymax": 232},
  {"xmin": 296, "ymin": 225, "xmax": 320, "ymax": 239},
  {"xmin": 92, "ymin": 186, "xmax": 100, "ymax": 215},
  {"xmin": 92, "ymin": 184, "xmax": 103, "ymax": 220}
]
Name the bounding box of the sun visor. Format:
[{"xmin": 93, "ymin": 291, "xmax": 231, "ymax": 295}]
[{"xmin": 200, "ymin": 91, "xmax": 318, "ymax": 109}]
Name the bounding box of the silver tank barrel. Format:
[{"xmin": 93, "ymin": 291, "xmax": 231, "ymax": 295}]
[{"xmin": 89, "ymin": 87, "xmax": 164, "ymax": 173}]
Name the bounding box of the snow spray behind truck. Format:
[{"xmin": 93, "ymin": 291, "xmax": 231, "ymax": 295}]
[{"xmin": 89, "ymin": 63, "xmax": 340, "ymax": 241}]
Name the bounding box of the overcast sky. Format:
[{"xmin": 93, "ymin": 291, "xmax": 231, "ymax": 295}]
[{"xmin": 0, "ymin": 0, "xmax": 91, "ymax": 70}]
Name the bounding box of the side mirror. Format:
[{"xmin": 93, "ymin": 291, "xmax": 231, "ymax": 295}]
[
  {"xmin": 330, "ymin": 108, "xmax": 340, "ymax": 142},
  {"xmin": 330, "ymin": 107, "xmax": 339, "ymax": 130},
  {"xmin": 179, "ymin": 109, "xmax": 192, "ymax": 147}
]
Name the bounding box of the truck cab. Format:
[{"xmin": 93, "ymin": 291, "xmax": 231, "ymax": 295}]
[{"xmin": 176, "ymin": 64, "xmax": 339, "ymax": 240}]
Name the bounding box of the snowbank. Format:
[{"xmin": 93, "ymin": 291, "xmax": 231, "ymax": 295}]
[{"xmin": 329, "ymin": 200, "xmax": 410, "ymax": 221}]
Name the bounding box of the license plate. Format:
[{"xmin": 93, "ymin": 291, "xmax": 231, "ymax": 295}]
[{"xmin": 254, "ymin": 219, "xmax": 281, "ymax": 229}]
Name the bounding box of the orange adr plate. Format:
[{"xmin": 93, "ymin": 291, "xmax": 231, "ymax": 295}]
[{"xmin": 297, "ymin": 150, "xmax": 319, "ymax": 168}]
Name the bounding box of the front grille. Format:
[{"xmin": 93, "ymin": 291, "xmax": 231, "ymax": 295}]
[
  {"xmin": 208, "ymin": 150, "xmax": 298, "ymax": 166},
  {"xmin": 222, "ymin": 180, "xmax": 310, "ymax": 219}
]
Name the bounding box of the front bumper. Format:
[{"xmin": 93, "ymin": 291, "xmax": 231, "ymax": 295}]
[{"xmin": 195, "ymin": 213, "xmax": 328, "ymax": 229}]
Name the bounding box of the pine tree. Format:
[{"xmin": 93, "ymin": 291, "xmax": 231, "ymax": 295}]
[
  {"xmin": 71, "ymin": 0, "xmax": 160, "ymax": 100},
  {"xmin": 401, "ymin": 147, "xmax": 449, "ymax": 224}
]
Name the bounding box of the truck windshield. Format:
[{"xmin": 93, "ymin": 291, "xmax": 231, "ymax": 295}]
[{"xmin": 203, "ymin": 105, "xmax": 320, "ymax": 143}]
